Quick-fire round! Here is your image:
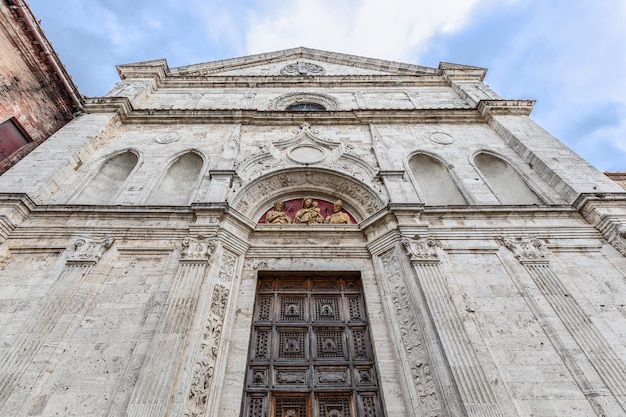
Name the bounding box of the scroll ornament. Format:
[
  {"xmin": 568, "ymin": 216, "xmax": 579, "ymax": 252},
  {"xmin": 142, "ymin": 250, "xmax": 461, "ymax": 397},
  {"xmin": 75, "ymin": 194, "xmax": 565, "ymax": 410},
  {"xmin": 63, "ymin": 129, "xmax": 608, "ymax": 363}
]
[
  {"xmin": 67, "ymin": 236, "xmax": 114, "ymax": 263},
  {"xmin": 402, "ymin": 235, "xmax": 439, "ymax": 262},
  {"xmin": 181, "ymin": 237, "xmax": 217, "ymax": 262},
  {"xmin": 607, "ymin": 223, "xmax": 626, "ymax": 256},
  {"xmin": 500, "ymin": 236, "xmax": 548, "ymax": 262}
]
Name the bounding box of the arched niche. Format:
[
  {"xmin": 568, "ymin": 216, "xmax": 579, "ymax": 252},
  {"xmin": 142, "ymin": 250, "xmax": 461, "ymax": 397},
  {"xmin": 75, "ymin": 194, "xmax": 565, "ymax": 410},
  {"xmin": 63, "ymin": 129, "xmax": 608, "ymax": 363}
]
[
  {"xmin": 408, "ymin": 153, "xmax": 467, "ymax": 205},
  {"xmin": 73, "ymin": 150, "xmax": 138, "ymax": 204},
  {"xmin": 268, "ymin": 92, "xmax": 339, "ymax": 111},
  {"xmin": 474, "ymin": 152, "xmax": 543, "ymax": 204},
  {"xmin": 230, "ymin": 168, "xmax": 386, "ymax": 223},
  {"xmin": 146, "ymin": 151, "xmax": 204, "ymax": 205},
  {"xmin": 258, "ymin": 198, "xmax": 358, "ymax": 224}
]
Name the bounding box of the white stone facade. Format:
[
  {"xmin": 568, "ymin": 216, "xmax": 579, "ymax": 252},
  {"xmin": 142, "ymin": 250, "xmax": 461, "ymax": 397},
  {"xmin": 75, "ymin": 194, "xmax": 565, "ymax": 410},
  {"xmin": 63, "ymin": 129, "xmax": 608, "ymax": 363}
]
[{"xmin": 0, "ymin": 47, "xmax": 625, "ymax": 417}]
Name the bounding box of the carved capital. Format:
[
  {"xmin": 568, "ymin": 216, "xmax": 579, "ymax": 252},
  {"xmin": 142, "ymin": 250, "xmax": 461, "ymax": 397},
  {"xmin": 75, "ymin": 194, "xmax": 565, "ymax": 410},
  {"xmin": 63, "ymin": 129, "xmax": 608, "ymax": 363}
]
[
  {"xmin": 500, "ymin": 236, "xmax": 548, "ymax": 262},
  {"xmin": 607, "ymin": 223, "xmax": 626, "ymax": 256},
  {"xmin": 66, "ymin": 236, "xmax": 114, "ymax": 264},
  {"xmin": 402, "ymin": 235, "xmax": 439, "ymax": 263},
  {"xmin": 181, "ymin": 237, "xmax": 216, "ymax": 262}
]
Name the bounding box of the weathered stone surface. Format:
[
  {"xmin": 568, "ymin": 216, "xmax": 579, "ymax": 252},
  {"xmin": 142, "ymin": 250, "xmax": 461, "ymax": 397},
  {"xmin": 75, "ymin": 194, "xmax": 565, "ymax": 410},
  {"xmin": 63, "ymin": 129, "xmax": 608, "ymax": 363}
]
[{"xmin": 0, "ymin": 48, "xmax": 625, "ymax": 417}]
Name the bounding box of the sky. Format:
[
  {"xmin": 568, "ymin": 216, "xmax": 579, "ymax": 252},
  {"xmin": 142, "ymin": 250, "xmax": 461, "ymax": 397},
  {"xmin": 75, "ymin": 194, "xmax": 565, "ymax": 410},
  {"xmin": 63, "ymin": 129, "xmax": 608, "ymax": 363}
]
[{"xmin": 27, "ymin": 0, "xmax": 626, "ymax": 172}]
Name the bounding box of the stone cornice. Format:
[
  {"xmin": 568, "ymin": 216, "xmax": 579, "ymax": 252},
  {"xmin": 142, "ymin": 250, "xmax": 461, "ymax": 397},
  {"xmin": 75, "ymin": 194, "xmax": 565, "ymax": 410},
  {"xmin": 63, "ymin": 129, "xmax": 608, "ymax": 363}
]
[
  {"xmin": 439, "ymin": 62, "xmax": 488, "ymax": 81},
  {"xmin": 112, "ymin": 108, "xmax": 485, "ymax": 125},
  {"xmin": 170, "ymin": 47, "xmax": 440, "ymax": 76},
  {"xmin": 478, "ymin": 99, "xmax": 536, "ymax": 117},
  {"xmin": 156, "ymin": 75, "xmax": 447, "ymax": 88}
]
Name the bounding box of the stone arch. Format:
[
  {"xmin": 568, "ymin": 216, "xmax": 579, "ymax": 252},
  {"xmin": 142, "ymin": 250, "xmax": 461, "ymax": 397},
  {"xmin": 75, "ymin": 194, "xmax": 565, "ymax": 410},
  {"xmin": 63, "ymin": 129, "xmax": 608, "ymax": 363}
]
[
  {"xmin": 473, "ymin": 151, "xmax": 543, "ymax": 204},
  {"xmin": 146, "ymin": 150, "xmax": 205, "ymax": 205},
  {"xmin": 230, "ymin": 168, "xmax": 387, "ymax": 222},
  {"xmin": 407, "ymin": 152, "xmax": 468, "ymax": 205},
  {"xmin": 268, "ymin": 92, "xmax": 339, "ymax": 111},
  {"xmin": 73, "ymin": 149, "xmax": 139, "ymax": 204}
]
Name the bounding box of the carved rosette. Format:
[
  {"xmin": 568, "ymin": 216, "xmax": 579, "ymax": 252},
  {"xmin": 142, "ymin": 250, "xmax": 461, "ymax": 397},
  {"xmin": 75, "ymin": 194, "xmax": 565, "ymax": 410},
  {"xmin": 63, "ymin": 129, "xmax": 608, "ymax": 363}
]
[
  {"xmin": 181, "ymin": 237, "xmax": 216, "ymax": 263},
  {"xmin": 402, "ymin": 235, "xmax": 439, "ymax": 263},
  {"xmin": 499, "ymin": 236, "xmax": 548, "ymax": 262},
  {"xmin": 66, "ymin": 236, "xmax": 114, "ymax": 264}
]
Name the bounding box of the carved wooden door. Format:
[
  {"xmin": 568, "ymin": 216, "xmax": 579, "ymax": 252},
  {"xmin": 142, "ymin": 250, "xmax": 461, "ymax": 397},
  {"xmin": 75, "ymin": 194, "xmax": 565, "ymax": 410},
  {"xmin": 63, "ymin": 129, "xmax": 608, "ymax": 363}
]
[{"xmin": 242, "ymin": 275, "xmax": 383, "ymax": 417}]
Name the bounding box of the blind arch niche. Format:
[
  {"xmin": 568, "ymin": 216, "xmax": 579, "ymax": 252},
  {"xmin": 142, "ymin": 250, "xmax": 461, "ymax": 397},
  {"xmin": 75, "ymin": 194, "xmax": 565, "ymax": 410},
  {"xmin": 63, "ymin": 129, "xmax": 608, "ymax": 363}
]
[
  {"xmin": 408, "ymin": 153, "xmax": 467, "ymax": 205},
  {"xmin": 73, "ymin": 150, "xmax": 138, "ymax": 204},
  {"xmin": 146, "ymin": 151, "xmax": 204, "ymax": 205},
  {"xmin": 474, "ymin": 152, "xmax": 543, "ymax": 204}
]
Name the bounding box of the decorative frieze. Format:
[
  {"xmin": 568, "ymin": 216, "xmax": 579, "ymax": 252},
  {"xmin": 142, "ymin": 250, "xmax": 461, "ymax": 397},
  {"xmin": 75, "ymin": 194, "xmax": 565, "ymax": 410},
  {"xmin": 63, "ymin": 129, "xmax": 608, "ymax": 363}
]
[
  {"xmin": 379, "ymin": 250, "xmax": 443, "ymax": 415},
  {"xmin": 217, "ymin": 250, "xmax": 238, "ymax": 283},
  {"xmin": 185, "ymin": 283, "xmax": 230, "ymax": 417}
]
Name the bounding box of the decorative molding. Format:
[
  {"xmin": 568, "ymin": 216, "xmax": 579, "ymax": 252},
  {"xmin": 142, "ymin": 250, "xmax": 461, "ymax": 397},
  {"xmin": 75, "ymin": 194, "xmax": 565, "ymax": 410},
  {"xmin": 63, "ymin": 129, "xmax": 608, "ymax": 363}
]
[
  {"xmin": 607, "ymin": 223, "xmax": 626, "ymax": 256},
  {"xmin": 66, "ymin": 236, "xmax": 114, "ymax": 264},
  {"xmin": 499, "ymin": 235, "xmax": 548, "ymax": 262},
  {"xmin": 379, "ymin": 250, "xmax": 443, "ymax": 415},
  {"xmin": 280, "ymin": 61, "xmax": 326, "ymax": 76},
  {"xmin": 402, "ymin": 235, "xmax": 439, "ymax": 262},
  {"xmin": 217, "ymin": 250, "xmax": 238, "ymax": 283},
  {"xmin": 154, "ymin": 131, "xmax": 180, "ymax": 144},
  {"xmin": 185, "ymin": 284, "xmax": 230, "ymax": 417},
  {"xmin": 430, "ymin": 132, "xmax": 454, "ymax": 145},
  {"xmin": 181, "ymin": 237, "xmax": 216, "ymax": 263},
  {"xmin": 231, "ymin": 169, "xmax": 385, "ymax": 221},
  {"xmin": 268, "ymin": 92, "xmax": 339, "ymax": 111}
]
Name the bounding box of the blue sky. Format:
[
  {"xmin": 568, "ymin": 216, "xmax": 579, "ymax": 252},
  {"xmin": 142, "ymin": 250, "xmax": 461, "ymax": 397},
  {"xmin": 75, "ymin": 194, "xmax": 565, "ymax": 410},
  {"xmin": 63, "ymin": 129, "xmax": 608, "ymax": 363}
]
[{"xmin": 28, "ymin": 0, "xmax": 626, "ymax": 172}]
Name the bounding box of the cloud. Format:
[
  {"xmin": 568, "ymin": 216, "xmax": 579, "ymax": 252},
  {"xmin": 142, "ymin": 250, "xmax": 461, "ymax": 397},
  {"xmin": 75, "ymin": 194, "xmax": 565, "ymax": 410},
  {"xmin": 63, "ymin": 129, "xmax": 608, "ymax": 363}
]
[
  {"xmin": 27, "ymin": 0, "xmax": 626, "ymax": 170},
  {"xmin": 246, "ymin": 0, "xmax": 485, "ymax": 61}
]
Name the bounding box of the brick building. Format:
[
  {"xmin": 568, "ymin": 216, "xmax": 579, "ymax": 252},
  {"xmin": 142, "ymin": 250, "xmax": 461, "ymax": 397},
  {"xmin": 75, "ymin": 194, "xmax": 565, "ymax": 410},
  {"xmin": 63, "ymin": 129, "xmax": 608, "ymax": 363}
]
[{"xmin": 0, "ymin": 0, "xmax": 83, "ymax": 174}]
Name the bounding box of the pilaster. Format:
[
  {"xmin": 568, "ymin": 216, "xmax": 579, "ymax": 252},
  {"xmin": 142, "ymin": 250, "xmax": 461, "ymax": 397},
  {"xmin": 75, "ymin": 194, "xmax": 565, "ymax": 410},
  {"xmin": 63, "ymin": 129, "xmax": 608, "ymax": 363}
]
[
  {"xmin": 126, "ymin": 236, "xmax": 216, "ymax": 417},
  {"xmin": 0, "ymin": 236, "xmax": 114, "ymax": 413},
  {"xmin": 500, "ymin": 236, "xmax": 626, "ymax": 414},
  {"xmin": 401, "ymin": 234, "xmax": 506, "ymax": 417}
]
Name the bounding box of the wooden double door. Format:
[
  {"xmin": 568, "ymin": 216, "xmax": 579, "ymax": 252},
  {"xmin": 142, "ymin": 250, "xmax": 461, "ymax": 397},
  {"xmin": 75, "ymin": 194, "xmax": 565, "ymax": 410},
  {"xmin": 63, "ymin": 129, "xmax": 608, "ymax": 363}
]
[{"xmin": 242, "ymin": 274, "xmax": 383, "ymax": 417}]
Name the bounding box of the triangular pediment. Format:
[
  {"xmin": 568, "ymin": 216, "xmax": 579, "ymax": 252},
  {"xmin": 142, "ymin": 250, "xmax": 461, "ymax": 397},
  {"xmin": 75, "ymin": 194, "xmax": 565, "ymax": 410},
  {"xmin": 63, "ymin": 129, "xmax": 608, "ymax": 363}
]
[{"xmin": 169, "ymin": 47, "xmax": 440, "ymax": 77}]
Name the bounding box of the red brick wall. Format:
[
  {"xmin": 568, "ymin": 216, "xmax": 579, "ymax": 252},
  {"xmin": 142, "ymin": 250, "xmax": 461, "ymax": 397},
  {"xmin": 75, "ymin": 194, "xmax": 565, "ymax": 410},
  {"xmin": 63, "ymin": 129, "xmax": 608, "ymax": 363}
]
[{"xmin": 0, "ymin": 2, "xmax": 79, "ymax": 174}]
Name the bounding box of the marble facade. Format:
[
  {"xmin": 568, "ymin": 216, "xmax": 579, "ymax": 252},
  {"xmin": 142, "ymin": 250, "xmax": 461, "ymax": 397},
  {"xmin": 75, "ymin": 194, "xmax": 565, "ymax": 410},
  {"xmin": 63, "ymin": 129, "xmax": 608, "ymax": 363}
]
[{"xmin": 0, "ymin": 48, "xmax": 625, "ymax": 416}]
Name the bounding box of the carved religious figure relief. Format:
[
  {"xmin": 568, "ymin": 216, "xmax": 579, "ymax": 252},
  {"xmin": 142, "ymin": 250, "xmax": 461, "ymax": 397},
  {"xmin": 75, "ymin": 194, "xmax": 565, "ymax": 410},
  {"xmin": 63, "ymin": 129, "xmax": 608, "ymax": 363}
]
[
  {"xmin": 324, "ymin": 200, "xmax": 352, "ymax": 224},
  {"xmin": 259, "ymin": 197, "xmax": 357, "ymax": 225},
  {"xmin": 265, "ymin": 201, "xmax": 293, "ymax": 224},
  {"xmin": 294, "ymin": 197, "xmax": 324, "ymax": 224}
]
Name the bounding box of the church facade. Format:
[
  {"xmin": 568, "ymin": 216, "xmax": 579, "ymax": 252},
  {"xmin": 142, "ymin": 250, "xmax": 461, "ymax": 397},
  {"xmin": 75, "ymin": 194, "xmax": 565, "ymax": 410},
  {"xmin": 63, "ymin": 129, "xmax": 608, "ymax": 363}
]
[{"xmin": 1, "ymin": 48, "xmax": 626, "ymax": 417}]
